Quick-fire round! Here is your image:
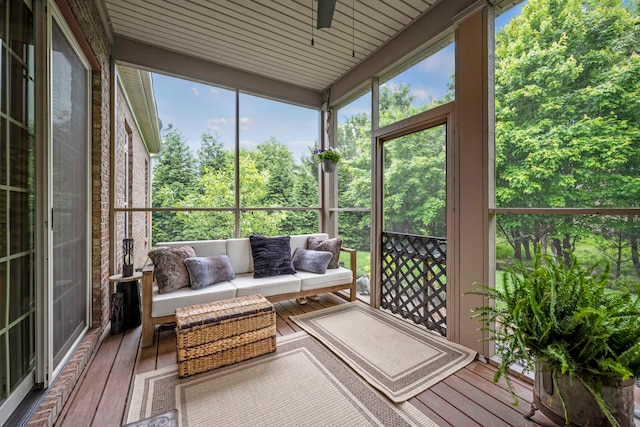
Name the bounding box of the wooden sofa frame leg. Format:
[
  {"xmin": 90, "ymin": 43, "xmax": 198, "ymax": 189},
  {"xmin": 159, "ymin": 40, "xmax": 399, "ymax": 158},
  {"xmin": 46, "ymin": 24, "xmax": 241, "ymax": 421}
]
[
  {"xmin": 141, "ymin": 267, "xmax": 155, "ymax": 348},
  {"xmin": 341, "ymin": 247, "xmax": 358, "ymax": 302}
]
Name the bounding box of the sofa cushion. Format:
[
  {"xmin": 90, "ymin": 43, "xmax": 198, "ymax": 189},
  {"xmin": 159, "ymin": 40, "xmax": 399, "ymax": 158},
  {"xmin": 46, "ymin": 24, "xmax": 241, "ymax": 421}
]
[
  {"xmin": 148, "ymin": 246, "xmax": 196, "ymax": 294},
  {"xmin": 289, "ymin": 233, "xmax": 328, "ymax": 253},
  {"xmin": 184, "ymin": 255, "xmax": 235, "ymax": 290},
  {"xmin": 292, "ymin": 248, "xmax": 332, "ymax": 274},
  {"xmin": 151, "ymin": 282, "xmax": 237, "ymax": 317},
  {"xmin": 307, "ymin": 236, "xmax": 343, "ymax": 269},
  {"xmin": 156, "ymin": 240, "xmax": 227, "ymax": 257},
  {"xmin": 231, "ymin": 273, "xmax": 301, "ymax": 297},
  {"xmin": 249, "ymin": 235, "xmax": 297, "ymax": 278},
  {"xmin": 226, "ymin": 238, "xmax": 253, "ymax": 274},
  {"xmin": 295, "ymin": 267, "xmax": 353, "ymax": 291}
]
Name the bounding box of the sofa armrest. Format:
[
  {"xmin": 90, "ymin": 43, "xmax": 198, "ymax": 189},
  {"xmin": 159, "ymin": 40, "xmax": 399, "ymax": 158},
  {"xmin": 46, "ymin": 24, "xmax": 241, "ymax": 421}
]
[{"xmin": 340, "ymin": 247, "xmax": 357, "ymax": 301}]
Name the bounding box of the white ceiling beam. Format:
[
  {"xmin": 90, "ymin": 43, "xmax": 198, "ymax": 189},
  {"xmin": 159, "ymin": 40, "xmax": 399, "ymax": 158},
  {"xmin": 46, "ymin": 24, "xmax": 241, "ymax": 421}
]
[{"xmin": 112, "ymin": 36, "xmax": 323, "ymax": 109}]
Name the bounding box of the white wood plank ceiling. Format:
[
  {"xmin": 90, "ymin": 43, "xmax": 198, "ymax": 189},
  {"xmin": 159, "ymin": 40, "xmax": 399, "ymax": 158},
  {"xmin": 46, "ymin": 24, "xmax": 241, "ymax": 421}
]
[{"xmin": 102, "ymin": 0, "xmax": 438, "ymax": 92}]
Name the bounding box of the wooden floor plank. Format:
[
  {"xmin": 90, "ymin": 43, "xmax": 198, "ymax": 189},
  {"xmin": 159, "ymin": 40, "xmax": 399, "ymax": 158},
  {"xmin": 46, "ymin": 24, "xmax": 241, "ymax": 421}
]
[
  {"xmin": 443, "ymin": 372, "xmax": 542, "ymax": 427},
  {"xmin": 155, "ymin": 326, "xmax": 177, "ymax": 369},
  {"xmin": 93, "ymin": 327, "xmax": 141, "ymax": 427},
  {"xmin": 413, "ymin": 388, "xmax": 482, "ymax": 426},
  {"xmin": 465, "ymin": 362, "xmax": 535, "ymax": 404},
  {"xmin": 134, "ymin": 336, "xmax": 159, "ymax": 375},
  {"xmin": 430, "ymin": 381, "xmax": 513, "ymax": 427},
  {"xmin": 456, "ymin": 367, "xmax": 536, "ymax": 414},
  {"xmin": 57, "ymin": 332, "xmax": 122, "ymax": 427},
  {"xmin": 409, "ymin": 396, "xmax": 452, "ymax": 426}
]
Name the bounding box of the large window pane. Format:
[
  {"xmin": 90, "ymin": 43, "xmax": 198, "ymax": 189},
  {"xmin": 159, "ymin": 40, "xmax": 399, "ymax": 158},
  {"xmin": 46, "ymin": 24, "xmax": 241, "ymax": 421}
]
[
  {"xmin": 337, "ymin": 92, "xmax": 371, "ymax": 210},
  {"xmin": 151, "ymin": 75, "xmax": 236, "ymax": 242},
  {"xmin": 0, "ymin": 0, "xmax": 34, "ymax": 409},
  {"xmin": 495, "ymin": 0, "xmax": 640, "ymax": 209},
  {"xmin": 379, "ymin": 38, "xmax": 455, "ymax": 128},
  {"xmin": 151, "ymin": 77, "xmax": 321, "ymax": 241},
  {"xmin": 338, "ymin": 211, "xmax": 370, "ymax": 276},
  {"xmin": 239, "ymin": 93, "xmax": 318, "ymax": 209}
]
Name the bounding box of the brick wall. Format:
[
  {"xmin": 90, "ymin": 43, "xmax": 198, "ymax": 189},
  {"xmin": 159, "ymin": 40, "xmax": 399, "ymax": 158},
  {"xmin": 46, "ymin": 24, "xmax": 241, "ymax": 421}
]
[{"xmin": 114, "ymin": 81, "xmax": 152, "ymax": 273}]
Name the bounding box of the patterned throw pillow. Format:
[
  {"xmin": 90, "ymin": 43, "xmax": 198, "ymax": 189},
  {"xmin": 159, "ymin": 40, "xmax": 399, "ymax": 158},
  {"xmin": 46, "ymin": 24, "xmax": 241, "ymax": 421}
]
[
  {"xmin": 184, "ymin": 255, "xmax": 235, "ymax": 290},
  {"xmin": 307, "ymin": 236, "xmax": 343, "ymax": 269},
  {"xmin": 292, "ymin": 248, "xmax": 333, "ymax": 274},
  {"xmin": 249, "ymin": 235, "xmax": 297, "ymax": 278},
  {"xmin": 148, "ymin": 246, "xmax": 196, "ymax": 294}
]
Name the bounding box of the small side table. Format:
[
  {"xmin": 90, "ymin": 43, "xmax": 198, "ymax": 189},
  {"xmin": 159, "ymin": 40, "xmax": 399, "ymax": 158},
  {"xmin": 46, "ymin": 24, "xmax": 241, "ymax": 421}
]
[{"xmin": 109, "ymin": 272, "xmax": 143, "ymax": 334}]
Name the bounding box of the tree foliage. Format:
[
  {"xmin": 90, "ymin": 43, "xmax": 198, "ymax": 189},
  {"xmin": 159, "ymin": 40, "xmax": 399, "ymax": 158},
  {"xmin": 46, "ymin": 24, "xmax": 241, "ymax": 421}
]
[{"xmin": 495, "ymin": 0, "xmax": 640, "ymax": 271}]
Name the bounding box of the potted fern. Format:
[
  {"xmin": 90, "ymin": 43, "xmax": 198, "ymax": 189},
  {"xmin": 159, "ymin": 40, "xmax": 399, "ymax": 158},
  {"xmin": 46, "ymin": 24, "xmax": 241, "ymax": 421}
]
[{"xmin": 470, "ymin": 252, "xmax": 640, "ymax": 426}]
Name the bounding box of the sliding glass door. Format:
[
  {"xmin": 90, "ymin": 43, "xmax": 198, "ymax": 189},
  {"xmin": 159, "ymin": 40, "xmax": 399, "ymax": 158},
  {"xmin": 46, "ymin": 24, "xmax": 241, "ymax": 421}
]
[
  {"xmin": 50, "ymin": 16, "xmax": 89, "ymax": 371},
  {"xmin": 0, "ymin": 0, "xmax": 36, "ymax": 423}
]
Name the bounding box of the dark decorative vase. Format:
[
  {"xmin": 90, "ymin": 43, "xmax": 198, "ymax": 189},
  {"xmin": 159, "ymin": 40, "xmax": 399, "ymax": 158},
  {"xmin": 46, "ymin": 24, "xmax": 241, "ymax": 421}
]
[
  {"xmin": 110, "ymin": 292, "xmax": 124, "ymax": 335},
  {"xmin": 531, "ymin": 364, "xmax": 634, "ymax": 426},
  {"xmin": 117, "ymin": 281, "xmax": 142, "ymax": 330},
  {"xmin": 122, "ymin": 264, "xmax": 134, "ymax": 277},
  {"xmin": 321, "ymin": 159, "xmax": 337, "ymax": 173}
]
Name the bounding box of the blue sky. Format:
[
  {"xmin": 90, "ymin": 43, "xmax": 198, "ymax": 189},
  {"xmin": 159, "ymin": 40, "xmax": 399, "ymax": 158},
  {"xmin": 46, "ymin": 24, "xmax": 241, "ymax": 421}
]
[{"xmin": 152, "ymin": 2, "xmax": 525, "ymax": 159}]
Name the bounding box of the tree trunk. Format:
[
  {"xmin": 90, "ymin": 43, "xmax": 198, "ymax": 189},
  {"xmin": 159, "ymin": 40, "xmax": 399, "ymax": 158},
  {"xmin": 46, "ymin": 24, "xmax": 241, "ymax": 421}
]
[
  {"xmin": 562, "ymin": 234, "xmax": 572, "ymax": 268},
  {"xmin": 616, "ymin": 233, "xmax": 623, "ymax": 277},
  {"xmin": 552, "ymin": 238, "xmax": 562, "ymax": 261},
  {"xmin": 630, "ymin": 234, "xmax": 640, "ymax": 277},
  {"xmin": 513, "ymin": 230, "xmax": 522, "ymax": 261},
  {"xmin": 523, "ymin": 236, "xmax": 532, "ymax": 260}
]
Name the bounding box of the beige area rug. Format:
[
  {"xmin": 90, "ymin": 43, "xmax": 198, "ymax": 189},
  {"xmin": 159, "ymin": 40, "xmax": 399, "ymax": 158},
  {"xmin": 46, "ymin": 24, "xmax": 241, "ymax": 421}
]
[
  {"xmin": 290, "ymin": 302, "xmax": 477, "ymax": 403},
  {"xmin": 127, "ymin": 332, "xmax": 437, "ymax": 427}
]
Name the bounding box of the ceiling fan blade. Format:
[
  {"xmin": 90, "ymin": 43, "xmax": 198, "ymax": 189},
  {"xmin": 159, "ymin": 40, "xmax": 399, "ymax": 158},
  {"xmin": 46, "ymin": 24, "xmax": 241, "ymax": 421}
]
[{"xmin": 317, "ymin": 0, "xmax": 337, "ymax": 29}]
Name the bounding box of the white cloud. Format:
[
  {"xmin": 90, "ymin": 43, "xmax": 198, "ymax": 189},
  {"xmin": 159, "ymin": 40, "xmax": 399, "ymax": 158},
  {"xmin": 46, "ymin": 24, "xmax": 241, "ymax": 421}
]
[
  {"xmin": 209, "ymin": 87, "xmax": 217, "ymax": 94},
  {"xmin": 205, "ymin": 117, "xmax": 255, "ymax": 132},
  {"xmin": 411, "ymin": 88, "xmax": 430, "ymax": 101},
  {"xmin": 191, "ymin": 87, "xmax": 200, "ymax": 96},
  {"xmin": 238, "ymin": 117, "xmax": 254, "ymax": 132},
  {"xmin": 206, "ymin": 117, "xmax": 228, "ymax": 131}
]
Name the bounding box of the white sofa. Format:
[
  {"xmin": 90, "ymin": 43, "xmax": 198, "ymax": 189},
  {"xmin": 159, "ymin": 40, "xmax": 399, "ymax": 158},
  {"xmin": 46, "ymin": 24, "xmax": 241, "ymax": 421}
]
[{"xmin": 141, "ymin": 233, "xmax": 357, "ymax": 347}]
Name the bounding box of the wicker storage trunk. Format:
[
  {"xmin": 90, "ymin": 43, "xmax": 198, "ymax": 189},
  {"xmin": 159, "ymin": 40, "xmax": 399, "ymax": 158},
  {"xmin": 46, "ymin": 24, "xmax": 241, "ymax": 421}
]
[{"xmin": 175, "ymin": 294, "xmax": 276, "ymax": 378}]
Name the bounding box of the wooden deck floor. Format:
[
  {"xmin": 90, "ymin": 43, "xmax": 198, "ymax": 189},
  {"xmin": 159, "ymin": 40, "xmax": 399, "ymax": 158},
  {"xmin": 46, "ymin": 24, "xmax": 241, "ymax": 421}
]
[{"xmin": 52, "ymin": 294, "xmax": 637, "ymax": 426}]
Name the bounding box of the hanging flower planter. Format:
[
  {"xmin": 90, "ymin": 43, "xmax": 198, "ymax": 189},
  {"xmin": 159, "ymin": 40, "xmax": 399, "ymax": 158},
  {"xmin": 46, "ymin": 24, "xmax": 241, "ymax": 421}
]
[
  {"xmin": 314, "ymin": 147, "xmax": 341, "ymax": 174},
  {"xmin": 321, "ymin": 159, "xmax": 337, "ymax": 173}
]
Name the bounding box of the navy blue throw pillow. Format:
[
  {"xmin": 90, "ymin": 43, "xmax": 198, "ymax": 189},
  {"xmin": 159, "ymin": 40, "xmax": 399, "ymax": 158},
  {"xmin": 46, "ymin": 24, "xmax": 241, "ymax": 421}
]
[{"xmin": 249, "ymin": 235, "xmax": 297, "ymax": 278}]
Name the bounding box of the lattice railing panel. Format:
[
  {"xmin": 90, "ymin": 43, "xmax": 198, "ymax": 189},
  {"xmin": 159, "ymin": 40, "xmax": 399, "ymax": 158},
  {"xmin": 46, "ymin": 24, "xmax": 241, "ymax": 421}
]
[{"xmin": 380, "ymin": 232, "xmax": 447, "ymax": 336}]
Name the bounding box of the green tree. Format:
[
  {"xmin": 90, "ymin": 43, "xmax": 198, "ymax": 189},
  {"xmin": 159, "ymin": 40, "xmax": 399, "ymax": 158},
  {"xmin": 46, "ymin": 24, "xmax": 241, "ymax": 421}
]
[
  {"xmin": 495, "ymin": 0, "xmax": 640, "ymax": 266},
  {"xmin": 197, "ymin": 132, "xmax": 232, "ymax": 175},
  {"xmin": 338, "ymin": 111, "xmax": 372, "ymax": 251},
  {"xmin": 151, "ymin": 125, "xmax": 197, "ymax": 243},
  {"xmin": 251, "ymin": 137, "xmax": 296, "ymax": 207}
]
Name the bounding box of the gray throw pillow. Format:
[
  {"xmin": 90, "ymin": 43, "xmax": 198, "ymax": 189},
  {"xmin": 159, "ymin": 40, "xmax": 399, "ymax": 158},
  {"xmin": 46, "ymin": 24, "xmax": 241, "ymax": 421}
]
[
  {"xmin": 184, "ymin": 255, "xmax": 235, "ymax": 290},
  {"xmin": 307, "ymin": 236, "xmax": 343, "ymax": 269},
  {"xmin": 148, "ymin": 246, "xmax": 196, "ymax": 294},
  {"xmin": 249, "ymin": 235, "xmax": 297, "ymax": 278},
  {"xmin": 292, "ymin": 248, "xmax": 333, "ymax": 274}
]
